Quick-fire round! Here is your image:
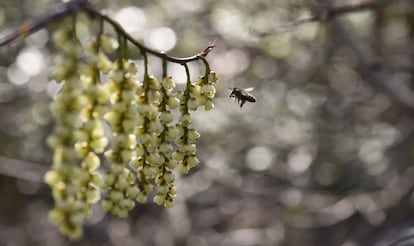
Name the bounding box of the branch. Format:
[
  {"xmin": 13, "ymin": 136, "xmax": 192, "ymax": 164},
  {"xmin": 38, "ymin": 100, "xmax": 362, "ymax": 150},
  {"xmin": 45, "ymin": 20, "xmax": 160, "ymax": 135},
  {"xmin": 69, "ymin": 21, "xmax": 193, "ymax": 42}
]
[
  {"xmin": 0, "ymin": 0, "xmax": 215, "ymax": 64},
  {"xmin": 0, "ymin": 156, "xmax": 48, "ymax": 183},
  {"xmin": 310, "ymin": 0, "xmax": 395, "ymax": 21},
  {"xmin": 81, "ymin": 5, "xmax": 216, "ymax": 64},
  {"xmin": 324, "ymin": 0, "xmax": 414, "ymax": 110},
  {"xmin": 0, "ymin": 0, "xmax": 89, "ymax": 46},
  {"xmin": 256, "ymin": 0, "xmax": 401, "ymax": 35}
]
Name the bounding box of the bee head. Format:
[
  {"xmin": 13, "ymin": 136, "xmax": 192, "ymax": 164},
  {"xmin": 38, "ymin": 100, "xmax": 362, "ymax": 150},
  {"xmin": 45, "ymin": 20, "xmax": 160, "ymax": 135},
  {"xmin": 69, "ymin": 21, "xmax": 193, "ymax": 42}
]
[{"xmin": 229, "ymin": 88, "xmax": 236, "ymax": 98}]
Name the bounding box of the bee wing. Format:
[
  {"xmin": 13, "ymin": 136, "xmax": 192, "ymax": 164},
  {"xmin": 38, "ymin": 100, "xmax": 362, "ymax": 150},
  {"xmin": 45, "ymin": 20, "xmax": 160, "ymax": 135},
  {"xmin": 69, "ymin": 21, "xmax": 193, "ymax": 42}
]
[{"xmin": 243, "ymin": 87, "xmax": 255, "ymax": 92}]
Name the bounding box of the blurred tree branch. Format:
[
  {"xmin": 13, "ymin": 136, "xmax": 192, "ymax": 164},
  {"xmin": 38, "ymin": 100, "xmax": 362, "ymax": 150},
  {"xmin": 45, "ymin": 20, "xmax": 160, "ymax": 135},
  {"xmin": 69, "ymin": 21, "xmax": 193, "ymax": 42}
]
[
  {"xmin": 309, "ymin": 0, "xmax": 393, "ymax": 22},
  {"xmin": 0, "ymin": 156, "xmax": 47, "ymax": 183},
  {"xmin": 323, "ymin": 0, "xmax": 414, "ymax": 111},
  {"xmin": 262, "ymin": 0, "xmax": 404, "ymax": 36},
  {"xmin": 0, "ymin": 0, "xmax": 216, "ymax": 64}
]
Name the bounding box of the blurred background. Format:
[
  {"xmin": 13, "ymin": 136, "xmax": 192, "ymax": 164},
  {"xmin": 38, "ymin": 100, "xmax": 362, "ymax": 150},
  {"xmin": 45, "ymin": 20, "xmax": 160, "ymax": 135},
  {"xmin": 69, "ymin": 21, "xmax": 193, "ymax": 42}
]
[{"xmin": 1, "ymin": 0, "xmax": 414, "ymax": 245}]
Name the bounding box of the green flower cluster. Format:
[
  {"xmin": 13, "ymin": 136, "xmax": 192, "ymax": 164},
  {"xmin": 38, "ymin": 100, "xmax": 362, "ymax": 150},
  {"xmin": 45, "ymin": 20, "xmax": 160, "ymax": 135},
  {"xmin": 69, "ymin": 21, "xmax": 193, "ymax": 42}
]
[
  {"xmin": 102, "ymin": 59, "xmax": 140, "ymax": 217},
  {"xmin": 45, "ymin": 24, "xmax": 105, "ymax": 239},
  {"xmin": 45, "ymin": 19, "xmax": 218, "ymax": 239}
]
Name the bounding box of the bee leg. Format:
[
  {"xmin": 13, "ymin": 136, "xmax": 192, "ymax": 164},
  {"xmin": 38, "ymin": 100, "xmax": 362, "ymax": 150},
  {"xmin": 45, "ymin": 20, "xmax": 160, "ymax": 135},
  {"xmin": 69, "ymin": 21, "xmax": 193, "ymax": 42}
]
[{"xmin": 240, "ymin": 100, "xmax": 246, "ymax": 108}]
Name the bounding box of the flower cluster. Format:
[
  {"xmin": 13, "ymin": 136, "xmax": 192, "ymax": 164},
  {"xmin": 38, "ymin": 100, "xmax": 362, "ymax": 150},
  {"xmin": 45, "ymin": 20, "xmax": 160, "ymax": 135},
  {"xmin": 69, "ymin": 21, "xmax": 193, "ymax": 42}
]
[
  {"xmin": 44, "ymin": 17, "xmax": 218, "ymax": 239},
  {"xmin": 45, "ymin": 23, "xmax": 104, "ymax": 240},
  {"xmin": 102, "ymin": 59, "xmax": 140, "ymax": 217},
  {"xmin": 132, "ymin": 75, "xmax": 180, "ymax": 207}
]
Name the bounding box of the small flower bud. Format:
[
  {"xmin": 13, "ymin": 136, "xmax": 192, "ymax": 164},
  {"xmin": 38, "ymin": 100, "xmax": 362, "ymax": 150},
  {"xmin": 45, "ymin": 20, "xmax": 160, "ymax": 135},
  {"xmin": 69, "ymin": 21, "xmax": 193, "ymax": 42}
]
[
  {"xmin": 162, "ymin": 76, "xmax": 176, "ymax": 92},
  {"xmin": 143, "ymin": 166, "xmax": 158, "ymax": 178},
  {"xmin": 163, "ymin": 171, "xmax": 175, "ymax": 183},
  {"xmin": 160, "ymin": 111, "xmax": 174, "ymax": 124},
  {"xmin": 70, "ymin": 213, "xmax": 84, "ymax": 225},
  {"xmin": 208, "ymin": 71, "xmax": 219, "ymax": 83},
  {"xmin": 165, "ymin": 159, "xmax": 177, "ymax": 169},
  {"xmin": 157, "ymin": 184, "xmax": 168, "ymax": 194},
  {"xmin": 110, "ymin": 190, "xmax": 123, "ymax": 201},
  {"xmin": 104, "ymin": 173, "xmax": 116, "ymax": 187},
  {"xmin": 115, "ymin": 177, "xmax": 128, "ymax": 190},
  {"xmin": 201, "ymin": 84, "xmax": 216, "ymax": 94},
  {"xmin": 159, "ymin": 143, "xmax": 173, "ymax": 155},
  {"xmin": 164, "ymin": 195, "xmax": 174, "ymax": 208},
  {"xmin": 100, "ymin": 34, "xmax": 119, "ymax": 53},
  {"xmin": 187, "ymin": 129, "xmax": 201, "ymax": 142},
  {"xmin": 86, "ymin": 189, "xmax": 101, "ymax": 203},
  {"xmin": 179, "ymin": 113, "xmax": 192, "ymax": 127},
  {"xmin": 90, "ymin": 173, "xmax": 103, "ymax": 187},
  {"xmin": 97, "ymin": 53, "xmax": 112, "ymax": 74},
  {"xmin": 153, "ymin": 194, "xmax": 165, "ymax": 205},
  {"xmin": 82, "ymin": 152, "xmax": 100, "ymax": 171},
  {"xmin": 169, "ymin": 186, "xmax": 178, "ymax": 196},
  {"xmin": 118, "ymin": 208, "xmax": 129, "ymax": 218},
  {"xmin": 187, "ymin": 155, "xmax": 200, "ymax": 168},
  {"xmin": 190, "ymin": 85, "xmax": 201, "ymax": 97},
  {"xmin": 148, "ymin": 121, "xmax": 164, "ymax": 134},
  {"xmin": 102, "ymin": 200, "xmax": 113, "ymax": 211},
  {"xmin": 142, "ymin": 182, "xmax": 154, "ymax": 194},
  {"xmin": 148, "ymin": 75, "xmax": 161, "ymax": 89},
  {"xmin": 178, "ymin": 161, "xmax": 190, "ymax": 174},
  {"xmin": 180, "ymin": 144, "xmax": 197, "ymax": 155},
  {"xmin": 44, "ymin": 171, "xmax": 60, "ymax": 185},
  {"xmin": 119, "ymin": 198, "xmax": 135, "ymax": 210},
  {"xmin": 167, "ymin": 96, "xmax": 180, "ymax": 109},
  {"xmin": 137, "ymin": 192, "xmax": 148, "ymax": 203},
  {"xmin": 148, "ymin": 152, "xmax": 164, "ymax": 166},
  {"xmin": 126, "ymin": 186, "xmax": 139, "ymax": 198},
  {"xmin": 187, "ymin": 98, "xmax": 199, "ymax": 111},
  {"xmin": 90, "ymin": 137, "xmax": 107, "ymax": 154},
  {"xmin": 104, "ymin": 111, "xmax": 120, "ymax": 128},
  {"xmin": 204, "ymin": 99, "xmax": 214, "ymax": 111},
  {"xmin": 166, "ymin": 127, "xmax": 180, "ymax": 140},
  {"xmin": 172, "ymin": 151, "xmax": 184, "ymax": 161},
  {"xmin": 130, "ymin": 157, "xmax": 144, "ymax": 169}
]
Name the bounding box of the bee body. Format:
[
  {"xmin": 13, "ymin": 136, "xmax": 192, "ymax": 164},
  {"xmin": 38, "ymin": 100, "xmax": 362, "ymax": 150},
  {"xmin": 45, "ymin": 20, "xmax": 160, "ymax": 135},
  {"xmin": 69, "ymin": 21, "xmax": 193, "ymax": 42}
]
[{"xmin": 229, "ymin": 87, "xmax": 256, "ymax": 108}]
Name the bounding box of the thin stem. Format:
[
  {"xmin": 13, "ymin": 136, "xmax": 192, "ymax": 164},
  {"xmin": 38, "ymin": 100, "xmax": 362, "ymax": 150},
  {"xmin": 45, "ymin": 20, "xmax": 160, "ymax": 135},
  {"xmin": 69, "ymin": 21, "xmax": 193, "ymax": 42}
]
[
  {"xmin": 142, "ymin": 51, "xmax": 150, "ymax": 103},
  {"xmin": 183, "ymin": 63, "xmax": 191, "ymax": 113},
  {"xmin": 162, "ymin": 59, "xmax": 167, "ymax": 79},
  {"xmin": 142, "ymin": 50, "xmax": 149, "ymax": 79},
  {"xmin": 117, "ymin": 32, "xmax": 123, "ymax": 67},
  {"xmin": 122, "ymin": 33, "xmax": 128, "ymax": 59},
  {"xmin": 199, "ymin": 56, "xmax": 210, "ymax": 84},
  {"xmin": 71, "ymin": 13, "xmax": 77, "ymax": 39}
]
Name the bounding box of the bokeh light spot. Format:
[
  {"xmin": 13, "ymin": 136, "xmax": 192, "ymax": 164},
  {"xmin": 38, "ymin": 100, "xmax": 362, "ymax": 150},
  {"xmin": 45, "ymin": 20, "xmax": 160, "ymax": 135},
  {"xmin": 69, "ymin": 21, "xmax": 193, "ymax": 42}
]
[
  {"xmin": 246, "ymin": 146, "xmax": 274, "ymax": 171},
  {"xmin": 145, "ymin": 27, "xmax": 177, "ymax": 52},
  {"xmin": 16, "ymin": 48, "xmax": 45, "ymax": 77},
  {"xmin": 115, "ymin": 7, "xmax": 147, "ymax": 35},
  {"xmin": 288, "ymin": 147, "xmax": 313, "ymax": 174}
]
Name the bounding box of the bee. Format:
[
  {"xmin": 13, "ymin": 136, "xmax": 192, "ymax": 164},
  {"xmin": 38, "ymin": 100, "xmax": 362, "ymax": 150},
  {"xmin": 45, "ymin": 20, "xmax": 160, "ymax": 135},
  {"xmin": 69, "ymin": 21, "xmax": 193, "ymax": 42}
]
[{"xmin": 229, "ymin": 87, "xmax": 256, "ymax": 108}]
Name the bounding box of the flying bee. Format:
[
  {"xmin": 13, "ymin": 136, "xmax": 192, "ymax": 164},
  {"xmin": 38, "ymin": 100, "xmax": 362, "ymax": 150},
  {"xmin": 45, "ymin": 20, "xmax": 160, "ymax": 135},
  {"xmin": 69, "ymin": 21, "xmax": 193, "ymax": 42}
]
[{"xmin": 229, "ymin": 87, "xmax": 256, "ymax": 108}]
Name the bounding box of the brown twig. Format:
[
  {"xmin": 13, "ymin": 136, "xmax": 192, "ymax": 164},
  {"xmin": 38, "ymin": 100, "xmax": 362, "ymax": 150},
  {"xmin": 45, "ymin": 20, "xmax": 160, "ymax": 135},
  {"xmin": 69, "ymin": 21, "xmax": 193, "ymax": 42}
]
[
  {"xmin": 81, "ymin": 5, "xmax": 215, "ymax": 64},
  {"xmin": 0, "ymin": 0, "xmax": 89, "ymax": 47},
  {"xmin": 0, "ymin": 0, "xmax": 215, "ymax": 65}
]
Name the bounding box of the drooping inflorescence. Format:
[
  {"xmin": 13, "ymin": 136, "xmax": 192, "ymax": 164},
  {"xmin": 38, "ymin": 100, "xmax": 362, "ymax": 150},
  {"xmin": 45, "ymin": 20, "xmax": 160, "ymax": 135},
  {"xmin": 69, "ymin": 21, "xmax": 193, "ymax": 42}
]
[{"xmin": 43, "ymin": 11, "xmax": 218, "ymax": 239}]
